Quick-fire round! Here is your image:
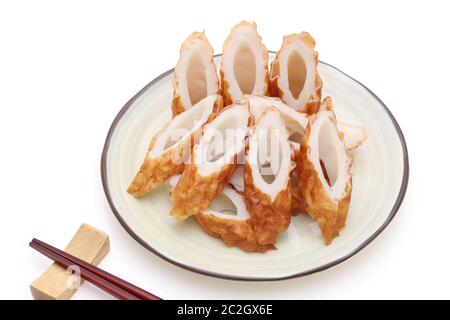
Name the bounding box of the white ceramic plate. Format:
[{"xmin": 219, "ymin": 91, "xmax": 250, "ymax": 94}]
[{"xmin": 101, "ymin": 54, "xmax": 409, "ymax": 281}]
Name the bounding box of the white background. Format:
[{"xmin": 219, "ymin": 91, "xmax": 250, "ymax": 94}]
[{"xmin": 1, "ymin": 0, "xmax": 449, "ymax": 299}]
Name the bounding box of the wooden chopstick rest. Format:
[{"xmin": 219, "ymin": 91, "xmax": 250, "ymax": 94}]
[{"xmin": 30, "ymin": 223, "xmax": 110, "ymax": 300}]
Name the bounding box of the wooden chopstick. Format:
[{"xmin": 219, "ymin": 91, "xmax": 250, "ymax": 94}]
[
  {"xmin": 30, "ymin": 240, "xmax": 140, "ymax": 300},
  {"xmin": 30, "ymin": 238, "xmax": 161, "ymax": 300},
  {"xmin": 31, "ymin": 238, "xmax": 160, "ymax": 300}
]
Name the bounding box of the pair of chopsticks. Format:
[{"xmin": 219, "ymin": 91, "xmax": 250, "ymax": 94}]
[{"xmin": 30, "ymin": 238, "xmax": 161, "ymax": 300}]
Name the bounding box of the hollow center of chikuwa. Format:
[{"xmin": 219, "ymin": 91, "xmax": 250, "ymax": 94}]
[
  {"xmin": 187, "ymin": 51, "xmax": 207, "ymax": 106},
  {"xmin": 210, "ymin": 193, "xmax": 237, "ymax": 215},
  {"xmin": 257, "ymin": 132, "xmax": 281, "ymax": 184},
  {"xmin": 162, "ymin": 102, "xmax": 206, "ymax": 152},
  {"xmin": 318, "ymin": 122, "xmax": 339, "ymax": 187},
  {"xmin": 287, "ymin": 51, "xmax": 307, "ymax": 99},
  {"xmin": 234, "ymin": 44, "xmax": 256, "ymax": 94}
]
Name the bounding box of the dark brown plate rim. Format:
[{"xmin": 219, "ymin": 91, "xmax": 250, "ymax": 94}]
[{"xmin": 101, "ymin": 56, "xmax": 409, "ymax": 281}]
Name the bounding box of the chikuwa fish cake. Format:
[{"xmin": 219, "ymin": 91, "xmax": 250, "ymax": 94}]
[
  {"xmin": 221, "ymin": 21, "xmax": 269, "ymax": 105},
  {"xmin": 296, "ymin": 97, "xmax": 353, "ymax": 244},
  {"xmin": 244, "ymin": 107, "xmax": 295, "ymax": 246},
  {"xmin": 172, "ymin": 32, "xmax": 220, "ymax": 116},
  {"xmin": 270, "ymin": 32, "xmax": 322, "ymax": 114},
  {"xmin": 170, "ymin": 101, "xmax": 253, "ymax": 220},
  {"xmin": 128, "ymin": 95, "xmax": 222, "ymax": 196}
]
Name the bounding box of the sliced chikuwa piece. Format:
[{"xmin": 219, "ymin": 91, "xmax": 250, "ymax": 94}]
[
  {"xmin": 128, "ymin": 95, "xmax": 223, "ymax": 196},
  {"xmin": 167, "ymin": 176, "xmax": 273, "ymax": 253},
  {"xmin": 245, "ymin": 95, "xmax": 367, "ymax": 150},
  {"xmin": 244, "ymin": 107, "xmax": 294, "ymax": 246},
  {"xmin": 221, "ymin": 21, "xmax": 269, "ymax": 105},
  {"xmin": 196, "ymin": 187, "xmax": 275, "ymax": 253},
  {"xmin": 172, "ymin": 32, "xmax": 220, "ymax": 116},
  {"xmin": 296, "ymin": 97, "xmax": 353, "ymax": 244},
  {"xmin": 269, "ymin": 32, "xmax": 322, "ymax": 114},
  {"xmin": 244, "ymin": 95, "xmax": 309, "ymax": 136},
  {"xmin": 170, "ymin": 101, "xmax": 253, "ymax": 220}
]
